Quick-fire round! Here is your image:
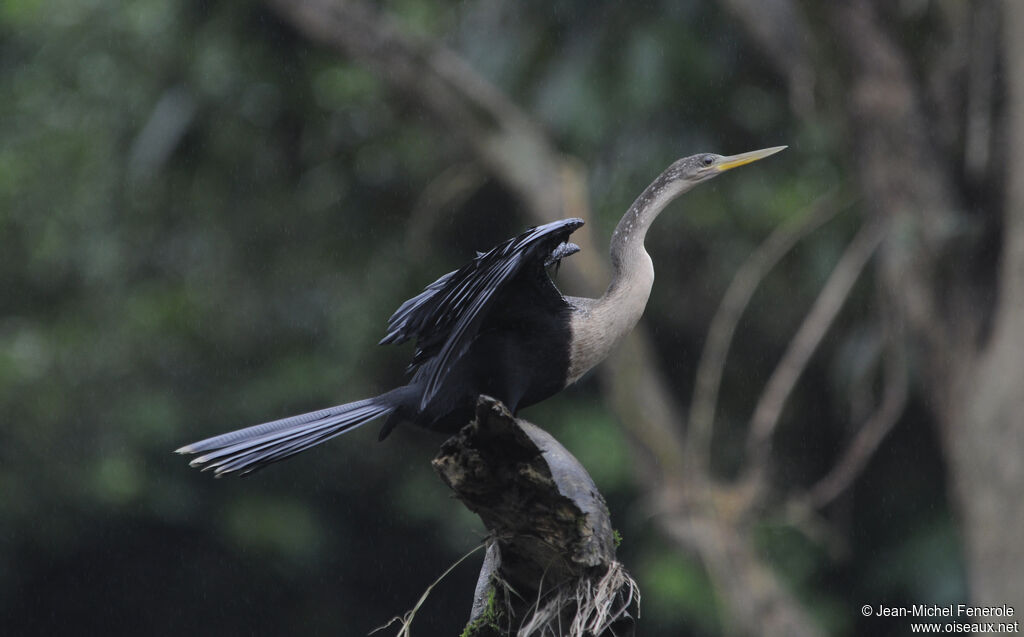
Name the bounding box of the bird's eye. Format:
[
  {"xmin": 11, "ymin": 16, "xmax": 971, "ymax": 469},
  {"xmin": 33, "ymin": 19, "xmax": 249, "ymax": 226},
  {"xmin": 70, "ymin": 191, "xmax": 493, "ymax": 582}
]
[{"xmin": 702, "ymin": 155, "xmax": 715, "ymax": 167}]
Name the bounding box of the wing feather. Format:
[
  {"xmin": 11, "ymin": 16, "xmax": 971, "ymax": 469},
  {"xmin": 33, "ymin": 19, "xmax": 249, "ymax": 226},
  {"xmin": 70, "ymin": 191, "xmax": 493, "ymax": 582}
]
[{"xmin": 379, "ymin": 218, "xmax": 584, "ymax": 408}]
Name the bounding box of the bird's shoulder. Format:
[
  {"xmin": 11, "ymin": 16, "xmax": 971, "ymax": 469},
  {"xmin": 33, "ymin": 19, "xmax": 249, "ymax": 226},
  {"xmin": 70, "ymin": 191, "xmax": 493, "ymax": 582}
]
[
  {"xmin": 564, "ymin": 295, "xmax": 597, "ymax": 314},
  {"xmin": 379, "ymin": 218, "xmax": 584, "ymax": 350}
]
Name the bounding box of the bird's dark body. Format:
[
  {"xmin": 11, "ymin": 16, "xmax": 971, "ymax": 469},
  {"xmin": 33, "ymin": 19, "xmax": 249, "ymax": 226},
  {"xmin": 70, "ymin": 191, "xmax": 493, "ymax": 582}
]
[
  {"xmin": 384, "ymin": 303, "xmax": 572, "ymax": 437},
  {"xmin": 380, "ymin": 224, "xmax": 576, "ymax": 437}
]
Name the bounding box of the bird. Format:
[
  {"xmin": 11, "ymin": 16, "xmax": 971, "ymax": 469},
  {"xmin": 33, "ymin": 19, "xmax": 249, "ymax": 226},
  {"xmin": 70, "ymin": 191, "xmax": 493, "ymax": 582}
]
[{"xmin": 176, "ymin": 146, "xmax": 785, "ymax": 476}]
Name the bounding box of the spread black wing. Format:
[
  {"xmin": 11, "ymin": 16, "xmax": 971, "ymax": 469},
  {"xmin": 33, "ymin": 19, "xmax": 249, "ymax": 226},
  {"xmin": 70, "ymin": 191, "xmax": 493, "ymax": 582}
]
[{"xmin": 380, "ymin": 218, "xmax": 584, "ymax": 409}]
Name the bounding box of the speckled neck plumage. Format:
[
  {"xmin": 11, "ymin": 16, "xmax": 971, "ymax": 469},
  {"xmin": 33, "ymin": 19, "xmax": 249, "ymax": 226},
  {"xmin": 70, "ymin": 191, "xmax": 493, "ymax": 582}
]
[{"xmin": 565, "ymin": 171, "xmax": 691, "ymax": 385}]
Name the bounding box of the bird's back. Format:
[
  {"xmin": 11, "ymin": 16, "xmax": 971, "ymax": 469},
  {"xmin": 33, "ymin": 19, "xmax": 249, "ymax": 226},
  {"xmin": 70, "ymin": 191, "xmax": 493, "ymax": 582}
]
[{"xmin": 380, "ymin": 218, "xmax": 584, "ymax": 432}]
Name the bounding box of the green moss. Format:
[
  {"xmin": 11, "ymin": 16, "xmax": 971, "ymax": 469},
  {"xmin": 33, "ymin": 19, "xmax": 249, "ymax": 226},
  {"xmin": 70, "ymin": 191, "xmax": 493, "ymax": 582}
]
[
  {"xmin": 613, "ymin": 529, "xmax": 623, "ymax": 548},
  {"xmin": 460, "ymin": 586, "xmax": 502, "ymax": 637}
]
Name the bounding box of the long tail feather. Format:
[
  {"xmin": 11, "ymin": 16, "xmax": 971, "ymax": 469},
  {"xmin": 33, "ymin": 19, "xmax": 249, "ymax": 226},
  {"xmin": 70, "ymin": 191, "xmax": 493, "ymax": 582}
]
[{"xmin": 176, "ymin": 396, "xmax": 395, "ymax": 476}]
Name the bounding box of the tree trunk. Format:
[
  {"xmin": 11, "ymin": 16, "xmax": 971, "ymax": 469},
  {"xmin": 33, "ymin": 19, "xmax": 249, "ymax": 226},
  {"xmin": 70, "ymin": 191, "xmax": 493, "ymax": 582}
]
[
  {"xmin": 434, "ymin": 396, "xmax": 637, "ymax": 637},
  {"xmin": 944, "ymin": 0, "xmax": 1024, "ymax": 612}
]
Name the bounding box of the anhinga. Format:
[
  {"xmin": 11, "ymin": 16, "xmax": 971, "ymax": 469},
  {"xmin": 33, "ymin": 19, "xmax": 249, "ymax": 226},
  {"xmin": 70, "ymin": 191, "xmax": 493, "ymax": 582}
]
[{"xmin": 177, "ymin": 146, "xmax": 785, "ymax": 475}]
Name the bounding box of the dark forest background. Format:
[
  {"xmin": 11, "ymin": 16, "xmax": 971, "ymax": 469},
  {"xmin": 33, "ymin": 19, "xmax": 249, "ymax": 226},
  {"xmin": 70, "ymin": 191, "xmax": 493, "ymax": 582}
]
[{"xmin": 3, "ymin": 1, "xmax": 1022, "ymax": 636}]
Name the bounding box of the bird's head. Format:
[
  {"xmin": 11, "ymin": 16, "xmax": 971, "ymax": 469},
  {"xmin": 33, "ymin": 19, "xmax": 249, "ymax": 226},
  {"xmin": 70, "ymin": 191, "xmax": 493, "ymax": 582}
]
[{"xmin": 666, "ymin": 145, "xmax": 787, "ymax": 186}]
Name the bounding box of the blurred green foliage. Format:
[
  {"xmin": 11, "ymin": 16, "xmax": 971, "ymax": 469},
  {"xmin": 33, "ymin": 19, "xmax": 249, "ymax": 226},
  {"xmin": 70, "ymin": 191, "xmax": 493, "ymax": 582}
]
[{"xmin": 1, "ymin": 1, "xmax": 961, "ymax": 635}]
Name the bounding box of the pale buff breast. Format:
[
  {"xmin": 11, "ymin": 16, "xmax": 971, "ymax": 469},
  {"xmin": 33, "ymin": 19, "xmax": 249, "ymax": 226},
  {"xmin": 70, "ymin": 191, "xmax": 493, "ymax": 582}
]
[{"xmin": 564, "ymin": 250, "xmax": 654, "ymax": 386}]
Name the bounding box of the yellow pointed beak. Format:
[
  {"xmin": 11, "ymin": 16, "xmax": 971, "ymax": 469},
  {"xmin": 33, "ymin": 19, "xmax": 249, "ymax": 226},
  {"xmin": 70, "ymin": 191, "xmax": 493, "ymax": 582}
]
[{"xmin": 715, "ymin": 145, "xmax": 787, "ymax": 172}]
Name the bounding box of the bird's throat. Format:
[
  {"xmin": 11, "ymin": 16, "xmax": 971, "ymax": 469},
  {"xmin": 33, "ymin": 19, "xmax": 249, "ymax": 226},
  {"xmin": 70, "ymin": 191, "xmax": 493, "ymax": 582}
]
[{"xmin": 564, "ymin": 168, "xmax": 688, "ymax": 385}]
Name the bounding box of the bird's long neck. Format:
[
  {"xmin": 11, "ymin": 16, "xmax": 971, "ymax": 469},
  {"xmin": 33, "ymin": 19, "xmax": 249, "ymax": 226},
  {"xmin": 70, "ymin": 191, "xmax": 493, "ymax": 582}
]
[
  {"xmin": 608, "ymin": 173, "xmax": 684, "ymax": 290},
  {"xmin": 565, "ymin": 172, "xmax": 687, "ymax": 385}
]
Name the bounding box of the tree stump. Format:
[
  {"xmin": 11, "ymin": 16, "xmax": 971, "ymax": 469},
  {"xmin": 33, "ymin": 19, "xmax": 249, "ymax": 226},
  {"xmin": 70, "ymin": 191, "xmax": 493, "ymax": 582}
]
[{"xmin": 433, "ymin": 396, "xmax": 638, "ymax": 636}]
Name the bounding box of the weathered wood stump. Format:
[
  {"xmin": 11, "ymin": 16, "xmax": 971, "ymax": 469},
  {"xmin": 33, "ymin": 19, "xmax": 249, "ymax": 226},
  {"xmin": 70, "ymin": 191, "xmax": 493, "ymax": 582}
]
[{"xmin": 433, "ymin": 396, "xmax": 638, "ymax": 636}]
